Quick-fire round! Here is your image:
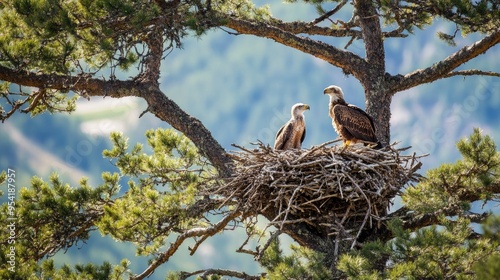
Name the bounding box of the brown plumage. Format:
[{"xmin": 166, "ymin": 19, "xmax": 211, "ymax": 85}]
[
  {"xmin": 323, "ymin": 85, "xmax": 382, "ymax": 148},
  {"xmin": 274, "ymin": 103, "xmax": 310, "ymax": 150}
]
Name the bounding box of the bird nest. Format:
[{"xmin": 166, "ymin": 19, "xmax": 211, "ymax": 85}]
[{"xmin": 213, "ymin": 140, "xmax": 424, "ymax": 246}]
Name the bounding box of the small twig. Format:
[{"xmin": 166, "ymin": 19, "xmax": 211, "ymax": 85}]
[
  {"xmin": 344, "ymin": 35, "xmax": 357, "ymax": 49},
  {"xmin": 20, "ymin": 88, "xmax": 46, "ymax": 113},
  {"xmin": 256, "ymin": 230, "xmax": 281, "ymax": 261},
  {"xmin": 138, "ymin": 106, "xmax": 150, "ymax": 118},
  {"xmin": 345, "ymin": 173, "xmax": 372, "ymax": 249},
  {"xmin": 215, "ymin": 141, "xmax": 425, "ymax": 257},
  {"xmin": 309, "ymin": 0, "xmax": 348, "ymax": 26}
]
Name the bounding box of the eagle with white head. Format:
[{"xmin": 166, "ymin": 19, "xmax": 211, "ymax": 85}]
[
  {"xmin": 274, "ymin": 103, "xmax": 310, "ymax": 150},
  {"xmin": 323, "ymin": 85, "xmax": 382, "ymax": 148}
]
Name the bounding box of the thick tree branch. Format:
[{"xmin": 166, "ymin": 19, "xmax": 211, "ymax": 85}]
[
  {"xmin": 143, "ymin": 87, "xmax": 233, "ymax": 177},
  {"xmin": 268, "ymin": 18, "xmax": 407, "ymax": 39},
  {"xmin": 0, "ymin": 66, "xmax": 233, "ymax": 176},
  {"xmin": 351, "ymin": 1, "xmax": 391, "ymax": 145},
  {"xmin": 389, "ymin": 28, "xmax": 500, "ymax": 93},
  {"xmin": 0, "ymin": 65, "xmax": 141, "ymax": 98},
  {"xmin": 222, "ymin": 16, "xmax": 368, "ymax": 78},
  {"xmin": 179, "ymin": 269, "xmax": 262, "ymax": 280},
  {"xmin": 139, "ymin": 26, "xmax": 164, "ymax": 85}
]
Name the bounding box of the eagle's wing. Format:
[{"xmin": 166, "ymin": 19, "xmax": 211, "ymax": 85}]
[
  {"xmin": 274, "ymin": 121, "xmax": 294, "ymax": 150},
  {"xmin": 300, "ymin": 126, "xmax": 306, "ymax": 145},
  {"xmin": 333, "ymin": 104, "xmax": 378, "ymax": 143}
]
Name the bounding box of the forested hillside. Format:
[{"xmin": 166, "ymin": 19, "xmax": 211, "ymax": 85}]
[{"xmin": 1, "ymin": 1, "xmax": 499, "ymax": 276}]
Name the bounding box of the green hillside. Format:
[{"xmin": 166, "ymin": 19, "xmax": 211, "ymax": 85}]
[{"xmin": 1, "ymin": 1, "xmax": 499, "ymax": 277}]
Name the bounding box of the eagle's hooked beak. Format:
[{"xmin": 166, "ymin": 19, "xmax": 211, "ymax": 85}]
[
  {"xmin": 304, "ymin": 104, "xmax": 310, "ymax": 110},
  {"xmin": 323, "ymin": 85, "xmax": 337, "ymax": 95}
]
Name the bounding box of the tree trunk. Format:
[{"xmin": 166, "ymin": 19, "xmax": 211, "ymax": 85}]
[
  {"xmin": 355, "ymin": 0, "xmax": 391, "ymax": 145},
  {"xmin": 364, "ymin": 82, "xmax": 392, "ymax": 146}
]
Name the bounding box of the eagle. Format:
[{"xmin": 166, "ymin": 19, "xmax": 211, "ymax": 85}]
[
  {"xmin": 274, "ymin": 103, "xmax": 310, "ymax": 150},
  {"xmin": 323, "ymin": 85, "xmax": 382, "ymax": 149}
]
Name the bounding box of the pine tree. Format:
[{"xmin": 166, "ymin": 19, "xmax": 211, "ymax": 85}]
[
  {"xmin": 338, "ymin": 128, "xmax": 500, "ymax": 279},
  {"xmin": 0, "ymin": 0, "xmax": 499, "ymax": 279}
]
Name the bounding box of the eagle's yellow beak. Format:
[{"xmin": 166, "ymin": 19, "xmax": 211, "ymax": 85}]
[{"xmin": 304, "ymin": 104, "xmax": 310, "ymax": 110}]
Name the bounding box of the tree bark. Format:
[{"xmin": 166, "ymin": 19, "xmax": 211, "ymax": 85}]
[
  {"xmin": 388, "ymin": 28, "xmax": 500, "ymax": 93},
  {"xmin": 1, "ymin": 3, "xmax": 500, "ymax": 275},
  {"xmin": 0, "ymin": 66, "xmax": 233, "ymax": 177},
  {"xmin": 223, "ymin": 16, "xmax": 369, "ymax": 78},
  {"xmin": 355, "ymin": 0, "xmax": 391, "ymax": 145}
]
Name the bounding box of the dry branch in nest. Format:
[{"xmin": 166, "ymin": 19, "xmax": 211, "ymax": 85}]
[{"xmin": 212, "ymin": 140, "xmax": 424, "ymax": 251}]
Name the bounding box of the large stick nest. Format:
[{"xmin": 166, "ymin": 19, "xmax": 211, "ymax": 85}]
[{"xmin": 214, "ymin": 140, "xmax": 424, "ymax": 246}]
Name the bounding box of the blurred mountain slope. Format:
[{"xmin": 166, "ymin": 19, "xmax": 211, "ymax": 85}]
[{"xmin": 1, "ymin": 2, "xmax": 499, "ymax": 276}]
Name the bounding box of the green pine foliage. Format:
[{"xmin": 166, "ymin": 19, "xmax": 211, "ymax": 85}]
[
  {"xmin": 260, "ymin": 238, "xmax": 333, "ymax": 280},
  {"xmin": 403, "ymin": 128, "xmax": 500, "ymax": 214},
  {"xmin": 387, "ymin": 217, "xmax": 496, "ymax": 279},
  {"xmin": 0, "ymin": 0, "xmax": 499, "ymax": 278},
  {"xmin": 0, "ymin": 0, "xmax": 273, "ymax": 74},
  {"xmin": 338, "ymin": 128, "xmax": 500, "ymax": 279},
  {"xmin": 0, "ymin": 128, "xmax": 215, "ymax": 278},
  {"xmin": 98, "ymin": 129, "xmax": 214, "ymax": 256},
  {"xmin": 1, "ymin": 127, "xmax": 499, "ymax": 278},
  {"xmin": 379, "ymin": 0, "xmax": 499, "ymax": 44},
  {"xmin": 0, "ymin": 0, "xmax": 164, "ymax": 72},
  {"xmin": 472, "ymin": 214, "xmax": 500, "ymax": 279},
  {"xmin": 0, "ymin": 172, "xmax": 120, "ymax": 279},
  {"xmin": 2, "ymin": 125, "xmax": 500, "ymax": 279},
  {"xmin": 0, "ymin": 171, "xmax": 5, "ymax": 187},
  {"xmin": 215, "ymin": 0, "xmax": 271, "ymax": 21}
]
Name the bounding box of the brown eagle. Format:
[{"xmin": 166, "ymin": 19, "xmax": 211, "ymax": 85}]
[
  {"xmin": 323, "ymin": 85, "xmax": 382, "ymax": 149},
  {"xmin": 274, "ymin": 103, "xmax": 310, "ymax": 150}
]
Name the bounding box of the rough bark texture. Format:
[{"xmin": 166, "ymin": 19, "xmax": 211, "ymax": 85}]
[
  {"xmin": 0, "ymin": 66, "xmax": 233, "ymax": 177},
  {"xmin": 223, "ymin": 16, "xmax": 369, "ymax": 78},
  {"xmin": 221, "ymin": 7, "xmax": 500, "ymax": 146},
  {"xmin": 1, "ymin": 0, "xmax": 499, "ymax": 277},
  {"xmin": 354, "ymin": 0, "xmax": 391, "ymax": 145},
  {"xmin": 144, "ymin": 87, "xmax": 234, "ymax": 177},
  {"xmin": 388, "ymin": 28, "xmax": 500, "ymax": 92}
]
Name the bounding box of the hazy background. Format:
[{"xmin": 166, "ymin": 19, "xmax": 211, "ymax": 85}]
[{"xmin": 1, "ymin": 2, "xmax": 499, "ymax": 277}]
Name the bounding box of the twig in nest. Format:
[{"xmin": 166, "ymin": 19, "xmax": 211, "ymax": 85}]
[{"xmin": 206, "ymin": 141, "xmax": 424, "ymax": 259}]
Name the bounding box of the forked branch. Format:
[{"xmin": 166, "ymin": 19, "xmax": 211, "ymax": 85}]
[
  {"xmin": 132, "ymin": 209, "xmax": 242, "ymax": 280},
  {"xmin": 390, "ymin": 28, "xmax": 500, "ymax": 93},
  {"xmin": 0, "ymin": 65, "xmax": 233, "ymax": 176},
  {"xmin": 222, "ymin": 16, "xmax": 368, "ymax": 78}
]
